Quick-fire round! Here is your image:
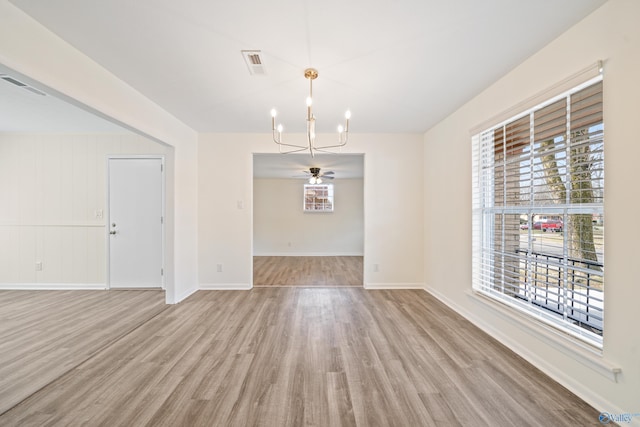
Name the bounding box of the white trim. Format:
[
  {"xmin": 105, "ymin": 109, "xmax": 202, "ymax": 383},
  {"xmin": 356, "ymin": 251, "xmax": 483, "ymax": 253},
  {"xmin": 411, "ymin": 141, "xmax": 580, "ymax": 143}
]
[
  {"xmin": 364, "ymin": 282, "xmax": 425, "ymax": 290},
  {"xmin": 467, "ymin": 289, "xmax": 617, "ymax": 375},
  {"xmin": 105, "ymin": 154, "xmax": 166, "ymax": 160},
  {"xmin": 252, "ymin": 285, "xmax": 365, "ymax": 288},
  {"xmin": 473, "ymin": 286, "xmax": 603, "ymax": 347},
  {"xmin": 0, "ymin": 222, "xmax": 105, "ymax": 227},
  {"xmin": 0, "ymin": 283, "xmax": 107, "ymax": 290},
  {"xmin": 423, "ymin": 286, "xmax": 626, "ymax": 420},
  {"xmin": 253, "ymin": 252, "xmax": 364, "ymax": 257},
  {"xmin": 199, "ymin": 283, "xmax": 253, "ymax": 290},
  {"xmin": 470, "ymin": 60, "xmax": 603, "ymax": 134},
  {"xmin": 174, "ymin": 286, "xmax": 198, "ymax": 304}
]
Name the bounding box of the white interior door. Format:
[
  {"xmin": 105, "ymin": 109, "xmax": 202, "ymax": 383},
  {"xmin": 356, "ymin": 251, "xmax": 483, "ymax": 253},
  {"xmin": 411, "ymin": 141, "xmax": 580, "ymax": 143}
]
[{"xmin": 108, "ymin": 157, "xmax": 163, "ymax": 288}]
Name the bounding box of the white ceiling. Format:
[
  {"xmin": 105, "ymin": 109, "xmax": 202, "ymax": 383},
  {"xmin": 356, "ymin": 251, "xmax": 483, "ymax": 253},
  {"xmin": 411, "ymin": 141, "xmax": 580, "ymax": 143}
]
[
  {"xmin": 0, "ymin": 65, "xmax": 125, "ymax": 133},
  {"xmin": 254, "ymin": 153, "xmax": 364, "ymax": 180},
  {"xmin": 6, "ymin": 0, "xmax": 607, "ymax": 136}
]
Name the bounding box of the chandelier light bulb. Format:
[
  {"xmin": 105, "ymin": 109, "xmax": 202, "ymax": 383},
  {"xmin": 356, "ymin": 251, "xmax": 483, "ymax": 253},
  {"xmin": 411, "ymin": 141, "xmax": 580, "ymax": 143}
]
[
  {"xmin": 345, "ymin": 110, "xmax": 351, "ymax": 119},
  {"xmin": 270, "ymin": 109, "xmax": 277, "ymax": 117},
  {"xmin": 306, "ymin": 96, "xmax": 313, "ymax": 107},
  {"xmin": 277, "ymin": 124, "xmax": 283, "ymax": 133},
  {"xmin": 338, "ymin": 125, "xmax": 344, "ymax": 133}
]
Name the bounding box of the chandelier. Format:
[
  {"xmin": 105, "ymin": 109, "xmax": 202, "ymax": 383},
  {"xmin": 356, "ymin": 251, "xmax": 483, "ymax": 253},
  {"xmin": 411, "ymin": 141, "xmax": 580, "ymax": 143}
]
[{"xmin": 270, "ymin": 68, "xmax": 350, "ymax": 157}]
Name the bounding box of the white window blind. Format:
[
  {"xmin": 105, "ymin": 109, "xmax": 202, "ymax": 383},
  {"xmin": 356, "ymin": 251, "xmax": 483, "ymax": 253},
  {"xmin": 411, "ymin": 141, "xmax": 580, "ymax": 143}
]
[{"xmin": 472, "ymin": 77, "xmax": 604, "ymax": 346}]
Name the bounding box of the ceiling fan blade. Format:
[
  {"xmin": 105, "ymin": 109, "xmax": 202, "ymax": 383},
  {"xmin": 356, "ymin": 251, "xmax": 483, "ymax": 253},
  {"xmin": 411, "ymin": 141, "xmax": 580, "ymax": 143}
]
[
  {"xmin": 321, "ymin": 176, "xmax": 334, "ymax": 180},
  {"xmin": 322, "ymin": 171, "xmax": 335, "ymax": 175}
]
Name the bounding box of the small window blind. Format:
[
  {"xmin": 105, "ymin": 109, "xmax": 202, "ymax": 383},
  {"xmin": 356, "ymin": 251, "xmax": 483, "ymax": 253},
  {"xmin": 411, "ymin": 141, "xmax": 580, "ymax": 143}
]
[
  {"xmin": 304, "ymin": 184, "xmax": 334, "ymax": 212},
  {"xmin": 472, "ymin": 77, "xmax": 604, "ymax": 346}
]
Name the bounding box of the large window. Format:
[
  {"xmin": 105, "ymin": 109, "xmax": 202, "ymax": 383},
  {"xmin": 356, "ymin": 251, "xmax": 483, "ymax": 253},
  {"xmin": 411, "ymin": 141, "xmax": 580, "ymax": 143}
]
[{"xmin": 472, "ymin": 77, "xmax": 604, "ymax": 346}]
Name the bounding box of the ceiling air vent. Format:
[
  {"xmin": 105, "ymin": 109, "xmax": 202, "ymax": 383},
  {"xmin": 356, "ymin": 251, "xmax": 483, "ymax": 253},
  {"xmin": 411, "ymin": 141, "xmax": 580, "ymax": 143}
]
[
  {"xmin": 1, "ymin": 75, "xmax": 27, "ymax": 87},
  {"xmin": 241, "ymin": 50, "xmax": 266, "ymax": 75},
  {"xmin": 0, "ymin": 74, "xmax": 47, "ymax": 96}
]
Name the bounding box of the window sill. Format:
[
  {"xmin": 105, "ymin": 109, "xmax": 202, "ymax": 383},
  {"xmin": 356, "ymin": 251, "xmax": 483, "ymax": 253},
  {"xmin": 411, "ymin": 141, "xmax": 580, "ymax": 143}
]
[{"xmin": 467, "ymin": 288, "xmax": 621, "ymax": 383}]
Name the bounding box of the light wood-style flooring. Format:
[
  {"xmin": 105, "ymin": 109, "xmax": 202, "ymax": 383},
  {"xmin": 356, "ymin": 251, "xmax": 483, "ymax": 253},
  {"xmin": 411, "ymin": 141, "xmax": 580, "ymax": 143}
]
[
  {"xmin": 0, "ymin": 288, "xmax": 600, "ymax": 426},
  {"xmin": 253, "ymin": 256, "xmax": 363, "ymax": 287},
  {"xmin": 0, "ymin": 289, "xmax": 167, "ymax": 415}
]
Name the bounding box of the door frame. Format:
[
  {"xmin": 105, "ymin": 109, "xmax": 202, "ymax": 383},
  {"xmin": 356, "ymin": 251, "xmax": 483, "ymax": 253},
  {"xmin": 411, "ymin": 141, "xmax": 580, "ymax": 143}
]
[
  {"xmin": 106, "ymin": 155, "xmax": 166, "ymax": 289},
  {"xmin": 250, "ymin": 152, "xmax": 366, "ymax": 287}
]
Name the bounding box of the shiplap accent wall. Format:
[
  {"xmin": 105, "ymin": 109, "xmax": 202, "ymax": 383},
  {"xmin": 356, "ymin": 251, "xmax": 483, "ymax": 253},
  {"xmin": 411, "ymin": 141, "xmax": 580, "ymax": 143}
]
[
  {"xmin": 253, "ymin": 178, "xmax": 364, "ymax": 256},
  {"xmin": 0, "ymin": 133, "xmax": 167, "ymax": 287}
]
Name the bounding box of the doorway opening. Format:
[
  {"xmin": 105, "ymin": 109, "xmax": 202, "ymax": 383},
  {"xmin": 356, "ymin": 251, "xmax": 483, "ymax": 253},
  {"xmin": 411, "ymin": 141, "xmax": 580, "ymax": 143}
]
[{"xmin": 252, "ymin": 153, "xmax": 364, "ymax": 287}]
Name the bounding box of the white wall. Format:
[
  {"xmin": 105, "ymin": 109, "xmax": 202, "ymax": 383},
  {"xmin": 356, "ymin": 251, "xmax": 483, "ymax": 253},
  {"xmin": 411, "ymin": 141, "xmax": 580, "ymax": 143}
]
[
  {"xmin": 0, "ymin": 2, "xmax": 199, "ymax": 303},
  {"xmin": 0, "ymin": 133, "xmax": 166, "ymax": 288},
  {"xmin": 253, "ymin": 178, "xmax": 364, "ymax": 256},
  {"xmin": 424, "ymin": 0, "xmax": 640, "ymax": 420},
  {"xmin": 199, "ymin": 133, "xmax": 424, "ymax": 289}
]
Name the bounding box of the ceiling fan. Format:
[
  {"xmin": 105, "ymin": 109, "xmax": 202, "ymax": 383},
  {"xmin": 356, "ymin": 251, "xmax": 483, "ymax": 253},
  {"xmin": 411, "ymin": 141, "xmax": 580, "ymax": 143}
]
[{"xmin": 299, "ymin": 167, "xmax": 334, "ymax": 184}]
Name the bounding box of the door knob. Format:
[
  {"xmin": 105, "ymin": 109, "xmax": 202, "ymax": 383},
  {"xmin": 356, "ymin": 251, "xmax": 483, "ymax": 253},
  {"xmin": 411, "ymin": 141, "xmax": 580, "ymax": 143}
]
[{"xmin": 110, "ymin": 230, "xmax": 117, "ymax": 235}]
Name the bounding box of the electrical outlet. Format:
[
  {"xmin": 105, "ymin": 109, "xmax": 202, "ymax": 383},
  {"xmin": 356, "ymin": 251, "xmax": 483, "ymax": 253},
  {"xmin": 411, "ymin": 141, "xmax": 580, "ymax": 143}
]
[
  {"xmin": 216, "ymin": 264, "xmax": 223, "ymax": 273},
  {"xmin": 35, "ymin": 261, "xmax": 42, "ymax": 271},
  {"xmin": 373, "ymin": 263, "xmax": 379, "ymax": 273},
  {"xmin": 95, "ymin": 209, "xmax": 103, "ymax": 219}
]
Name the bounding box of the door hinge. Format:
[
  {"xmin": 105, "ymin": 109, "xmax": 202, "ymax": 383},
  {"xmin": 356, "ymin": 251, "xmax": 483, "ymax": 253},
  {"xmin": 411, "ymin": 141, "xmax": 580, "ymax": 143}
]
[
  {"xmin": 161, "ymin": 268, "xmax": 164, "ymax": 276},
  {"xmin": 161, "ymin": 164, "xmax": 164, "ymax": 172},
  {"xmin": 161, "ymin": 216, "xmax": 164, "ymax": 224}
]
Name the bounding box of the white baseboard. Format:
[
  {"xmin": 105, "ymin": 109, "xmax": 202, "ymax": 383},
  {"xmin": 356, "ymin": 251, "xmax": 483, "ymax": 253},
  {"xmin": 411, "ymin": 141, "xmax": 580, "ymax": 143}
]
[
  {"xmin": 253, "ymin": 252, "xmax": 364, "ymax": 257},
  {"xmin": 0, "ymin": 283, "xmax": 107, "ymax": 290},
  {"xmin": 199, "ymin": 283, "xmax": 252, "ymax": 290},
  {"xmin": 364, "ymin": 282, "xmax": 425, "ymax": 290},
  {"xmin": 423, "ymin": 286, "xmax": 633, "ymax": 425},
  {"xmin": 173, "ymin": 286, "xmax": 198, "ymax": 304}
]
